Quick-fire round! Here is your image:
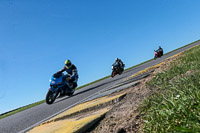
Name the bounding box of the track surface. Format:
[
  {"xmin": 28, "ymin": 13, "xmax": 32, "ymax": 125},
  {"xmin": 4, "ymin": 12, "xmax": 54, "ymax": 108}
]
[{"xmin": 0, "ymin": 41, "xmax": 199, "ymax": 133}]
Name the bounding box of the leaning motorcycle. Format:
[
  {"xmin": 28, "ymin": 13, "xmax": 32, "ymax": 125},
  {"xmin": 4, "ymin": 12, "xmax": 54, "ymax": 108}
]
[
  {"xmin": 154, "ymin": 50, "xmax": 162, "ymax": 60},
  {"xmin": 46, "ymin": 72, "xmax": 75, "ymax": 104},
  {"xmin": 111, "ymin": 63, "xmax": 125, "ymax": 77}
]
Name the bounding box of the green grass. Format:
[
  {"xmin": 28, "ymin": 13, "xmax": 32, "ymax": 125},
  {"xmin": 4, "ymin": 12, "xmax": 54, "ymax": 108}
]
[
  {"xmin": 0, "ymin": 100, "xmax": 44, "ymax": 119},
  {"xmin": 1, "ymin": 39, "xmax": 199, "ymax": 120},
  {"xmin": 140, "ymin": 44, "xmax": 200, "ymax": 132}
]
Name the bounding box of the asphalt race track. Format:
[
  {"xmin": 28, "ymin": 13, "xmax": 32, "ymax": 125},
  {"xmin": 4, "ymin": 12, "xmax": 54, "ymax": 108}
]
[{"xmin": 0, "ymin": 40, "xmax": 199, "ymax": 133}]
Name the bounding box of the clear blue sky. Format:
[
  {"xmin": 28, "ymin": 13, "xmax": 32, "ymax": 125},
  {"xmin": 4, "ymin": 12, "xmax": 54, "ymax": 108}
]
[{"xmin": 1, "ymin": 0, "xmax": 200, "ymax": 114}]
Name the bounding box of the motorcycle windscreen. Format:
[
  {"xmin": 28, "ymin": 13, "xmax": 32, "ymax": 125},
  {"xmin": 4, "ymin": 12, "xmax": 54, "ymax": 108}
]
[{"xmin": 50, "ymin": 76, "xmax": 63, "ymax": 85}]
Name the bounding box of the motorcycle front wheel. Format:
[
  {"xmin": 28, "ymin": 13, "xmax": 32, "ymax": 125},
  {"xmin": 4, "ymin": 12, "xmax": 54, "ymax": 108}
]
[
  {"xmin": 111, "ymin": 71, "xmax": 115, "ymax": 77},
  {"xmin": 154, "ymin": 55, "xmax": 157, "ymax": 60},
  {"xmin": 46, "ymin": 91, "xmax": 57, "ymax": 104}
]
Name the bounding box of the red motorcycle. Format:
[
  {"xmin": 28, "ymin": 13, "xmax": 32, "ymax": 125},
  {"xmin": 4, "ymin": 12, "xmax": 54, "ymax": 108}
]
[{"xmin": 154, "ymin": 50, "xmax": 162, "ymax": 60}]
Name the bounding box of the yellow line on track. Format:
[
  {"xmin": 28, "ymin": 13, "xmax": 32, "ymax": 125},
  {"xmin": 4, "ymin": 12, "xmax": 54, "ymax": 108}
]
[
  {"xmin": 28, "ymin": 93, "xmax": 125, "ymax": 133},
  {"xmin": 28, "ymin": 108, "xmax": 110, "ymax": 133}
]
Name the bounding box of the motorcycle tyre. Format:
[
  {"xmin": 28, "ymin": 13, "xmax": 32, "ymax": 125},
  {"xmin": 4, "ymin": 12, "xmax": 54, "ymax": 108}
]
[
  {"xmin": 46, "ymin": 91, "xmax": 57, "ymax": 104},
  {"xmin": 111, "ymin": 71, "xmax": 115, "ymax": 78},
  {"xmin": 67, "ymin": 88, "xmax": 75, "ymax": 96}
]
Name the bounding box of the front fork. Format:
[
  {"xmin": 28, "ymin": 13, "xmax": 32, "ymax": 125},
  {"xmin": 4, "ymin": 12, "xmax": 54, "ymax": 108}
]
[{"xmin": 49, "ymin": 88, "xmax": 58, "ymax": 98}]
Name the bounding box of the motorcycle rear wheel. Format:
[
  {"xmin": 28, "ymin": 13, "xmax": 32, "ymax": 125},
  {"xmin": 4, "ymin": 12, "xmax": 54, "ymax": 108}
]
[{"xmin": 67, "ymin": 88, "xmax": 75, "ymax": 96}]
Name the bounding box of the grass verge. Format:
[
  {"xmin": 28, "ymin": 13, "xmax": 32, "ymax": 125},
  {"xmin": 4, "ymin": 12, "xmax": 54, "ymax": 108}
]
[
  {"xmin": 0, "ymin": 100, "xmax": 44, "ymax": 119},
  {"xmin": 140, "ymin": 43, "xmax": 200, "ymax": 132}
]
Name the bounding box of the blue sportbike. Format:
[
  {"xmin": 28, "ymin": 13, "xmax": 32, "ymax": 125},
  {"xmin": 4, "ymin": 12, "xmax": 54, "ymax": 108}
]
[{"xmin": 46, "ymin": 72, "xmax": 75, "ymax": 104}]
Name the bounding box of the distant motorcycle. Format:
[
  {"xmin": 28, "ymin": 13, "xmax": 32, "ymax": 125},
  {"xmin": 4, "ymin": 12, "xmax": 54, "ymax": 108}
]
[
  {"xmin": 111, "ymin": 62, "xmax": 125, "ymax": 77},
  {"xmin": 154, "ymin": 50, "xmax": 162, "ymax": 60},
  {"xmin": 46, "ymin": 72, "xmax": 75, "ymax": 104}
]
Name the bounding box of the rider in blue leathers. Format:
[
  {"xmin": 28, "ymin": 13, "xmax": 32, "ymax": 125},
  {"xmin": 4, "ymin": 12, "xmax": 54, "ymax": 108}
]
[{"xmin": 57, "ymin": 60, "xmax": 78, "ymax": 91}]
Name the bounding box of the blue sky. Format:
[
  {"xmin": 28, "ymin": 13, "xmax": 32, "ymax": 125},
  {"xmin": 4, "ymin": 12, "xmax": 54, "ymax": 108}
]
[{"xmin": 0, "ymin": 0, "xmax": 200, "ymax": 114}]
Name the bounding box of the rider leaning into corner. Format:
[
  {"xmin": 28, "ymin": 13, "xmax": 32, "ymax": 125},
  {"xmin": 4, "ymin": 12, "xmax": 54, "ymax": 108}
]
[
  {"xmin": 57, "ymin": 60, "xmax": 78, "ymax": 91},
  {"xmin": 113, "ymin": 58, "xmax": 125, "ymax": 71}
]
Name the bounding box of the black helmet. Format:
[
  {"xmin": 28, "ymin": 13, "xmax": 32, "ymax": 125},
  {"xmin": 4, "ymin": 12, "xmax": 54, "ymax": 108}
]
[
  {"xmin": 159, "ymin": 46, "xmax": 161, "ymax": 49},
  {"xmin": 115, "ymin": 58, "xmax": 119, "ymax": 61}
]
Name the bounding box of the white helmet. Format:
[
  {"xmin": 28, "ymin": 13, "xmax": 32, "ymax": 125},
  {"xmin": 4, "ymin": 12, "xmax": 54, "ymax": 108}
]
[{"xmin": 115, "ymin": 58, "xmax": 119, "ymax": 61}]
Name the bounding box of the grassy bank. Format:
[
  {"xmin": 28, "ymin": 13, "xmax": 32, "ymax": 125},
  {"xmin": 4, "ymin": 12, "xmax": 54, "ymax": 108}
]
[
  {"xmin": 140, "ymin": 45, "xmax": 200, "ymax": 132},
  {"xmin": 0, "ymin": 100, "xmax": 44, "ymax": 119}
]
